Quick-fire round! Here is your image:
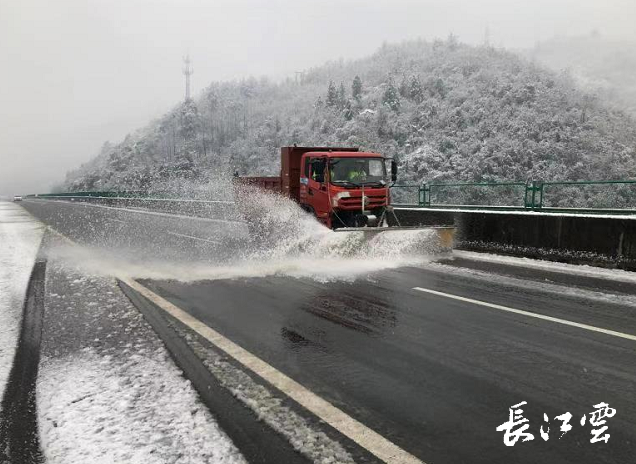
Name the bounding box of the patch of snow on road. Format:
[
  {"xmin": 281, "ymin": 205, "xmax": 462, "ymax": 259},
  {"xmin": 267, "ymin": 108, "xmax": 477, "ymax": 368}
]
[
  {"xmin": 0, "ymin": 202, "xmax": 43, "ymax": 398},
  {"xmin": 452, "ymin": 250, "xmax": 636, "ymax": 284},
  {"xmin": 174, "ymin": 327, "xmax": 357, "ymax": 464}
]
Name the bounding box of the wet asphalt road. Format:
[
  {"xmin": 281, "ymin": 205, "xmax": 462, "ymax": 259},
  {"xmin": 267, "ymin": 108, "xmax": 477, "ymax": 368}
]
[{"xmin": 21, "ymin": 199, "xmax": 636, "ymax": 464}]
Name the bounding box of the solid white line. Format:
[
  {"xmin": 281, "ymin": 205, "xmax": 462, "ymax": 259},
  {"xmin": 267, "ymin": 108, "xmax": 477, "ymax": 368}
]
[
  {"xmin": 37, "ymin": 198, "xmax": 245, "ymax": 226},
  {"xmin": 412, "ymin": 287, "xmax": 636, "ymax": 342},
  {"xmin": 167, "ymin": 231, "xmax": 222, "ymax": 245},
  {"xmin": 121, "ymin": 277, "xmax": 424, "ymax": 464}
]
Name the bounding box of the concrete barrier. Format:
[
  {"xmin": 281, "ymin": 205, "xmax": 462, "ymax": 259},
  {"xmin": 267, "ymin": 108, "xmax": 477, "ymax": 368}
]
[{"xmin": 395, "ymin": 207, "xmax": 636, "ymax": 270}]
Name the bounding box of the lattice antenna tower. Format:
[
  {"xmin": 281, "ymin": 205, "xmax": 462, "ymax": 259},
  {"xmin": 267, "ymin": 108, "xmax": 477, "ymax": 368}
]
[{"xmin": 183, "ymin": 55, "xmax": 194, "ymax": 101}]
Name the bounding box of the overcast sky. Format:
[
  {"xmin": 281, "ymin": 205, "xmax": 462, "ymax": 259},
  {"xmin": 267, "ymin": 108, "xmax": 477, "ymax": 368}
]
[{"xmin": 1, "ymin": 0, "xmax": 635, "ymax": 196}]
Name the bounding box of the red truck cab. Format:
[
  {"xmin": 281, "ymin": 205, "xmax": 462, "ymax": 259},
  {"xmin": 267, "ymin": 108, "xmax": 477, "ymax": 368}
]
[
  {"xmin": 299, "ymin": 150, "xmax": 394, "ymax": 228},
  {"xmin": 235, "ymin": 146, "xmax": 397, "ymax": 230}
]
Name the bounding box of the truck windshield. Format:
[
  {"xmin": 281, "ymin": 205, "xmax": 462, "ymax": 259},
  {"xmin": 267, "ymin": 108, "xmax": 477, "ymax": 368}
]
[{"xmin": 329, "ymin": 157, "xmax": 386, "ymax": 186}]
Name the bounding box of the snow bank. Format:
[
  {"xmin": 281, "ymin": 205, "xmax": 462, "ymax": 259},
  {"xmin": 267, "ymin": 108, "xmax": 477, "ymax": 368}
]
[
  {"xmin": 453, "ymin": 250, "xmax": 636, "ymax": 284},
  {"xmin": 37, "ymin": 252, "xmax": 246, "ymax": 464},
  {"xmin": 38, "ymin": 351, "xmax": 244, "ymax": 464},
  {"xmin": 0, "ymin": 202, "xmax": 44, "ymax": 398}
]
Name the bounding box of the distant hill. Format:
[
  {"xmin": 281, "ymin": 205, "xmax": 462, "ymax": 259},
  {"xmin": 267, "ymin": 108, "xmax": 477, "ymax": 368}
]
[
  {"xmin": 526, "ymin": 33, "xmax": 636, "ymax": 117},
  {"xmin": 63, "ymin": 38, "xmax": 636, "ymax": 203}
]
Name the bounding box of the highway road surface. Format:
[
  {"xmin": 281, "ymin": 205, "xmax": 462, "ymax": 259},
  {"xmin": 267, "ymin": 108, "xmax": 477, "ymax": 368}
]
[{"xmin": 21, "ymin": 198, "xmax": 636, "ymax": 464}]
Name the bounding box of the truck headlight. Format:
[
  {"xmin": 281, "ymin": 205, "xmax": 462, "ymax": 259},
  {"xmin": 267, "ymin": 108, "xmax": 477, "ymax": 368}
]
[{"xmin": 332, "ymin": 191, "xmax": 350, "ymax": 207}]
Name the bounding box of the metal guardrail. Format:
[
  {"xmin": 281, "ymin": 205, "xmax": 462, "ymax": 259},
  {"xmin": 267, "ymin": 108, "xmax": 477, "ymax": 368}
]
[
  {"xmin": 29, "ymin": 179, "xmax": 636, "ymax": 216},
  {"xmin": 31, "ymin": 191, "xmax": 148, "ymax": 198},
  {"xmin": 391, "ymin": 180, "xmax": 636, "ymax": 215},
  {"xmin": 26, "ymin": 192, "xmax": 238, "ymax": 222}
]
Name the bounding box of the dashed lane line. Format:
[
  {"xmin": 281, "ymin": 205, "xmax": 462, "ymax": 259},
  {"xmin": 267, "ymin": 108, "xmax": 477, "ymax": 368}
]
[
  {"xmin": 166, "ymin": 231, "xmax": 222, "ymax": 245},
  {"xmin": 412, "ymin": 286, "xmax": 636, "ymax": 342}
]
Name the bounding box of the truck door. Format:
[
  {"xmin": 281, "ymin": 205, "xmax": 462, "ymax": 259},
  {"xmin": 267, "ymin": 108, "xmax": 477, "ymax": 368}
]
[{"xmin": 307, "ymin": 157, "xmax": 330, "ymax": 226}]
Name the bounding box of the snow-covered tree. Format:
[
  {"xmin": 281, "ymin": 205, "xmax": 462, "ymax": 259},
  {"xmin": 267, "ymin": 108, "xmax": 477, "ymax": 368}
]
[
  {"xmin": 382, "ymin": 78, "xmax": 401, "ymax": 111},
  {"xmin": 61, "ymin": 39, "xmax": 636, "ymax": 208},
  {"xmin": 337, "ymin": 82, "xmax": 346, "ymax": 108},
  {"xmin": 409, "ymin": 75, "xmax": 424, "ymax": 103},
  {"xmin": 352, "ymin": 75, "xmax": 363, "ymax": 102},
  {"xmin": 326, "ymin": 81, "xmax": 338, "ymax": 107}
]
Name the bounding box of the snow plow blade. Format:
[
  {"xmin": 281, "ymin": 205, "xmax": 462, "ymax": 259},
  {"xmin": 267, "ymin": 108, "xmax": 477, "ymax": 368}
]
[{"xmin": 333, "ymin": 226, "xmax": 455, "ymax": 249}]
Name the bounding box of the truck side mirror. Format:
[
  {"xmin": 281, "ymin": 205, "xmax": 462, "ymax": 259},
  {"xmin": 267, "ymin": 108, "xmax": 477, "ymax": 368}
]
[{"xmin": 391, "ymin": 160, "xmax": 398, "ymax": 182}]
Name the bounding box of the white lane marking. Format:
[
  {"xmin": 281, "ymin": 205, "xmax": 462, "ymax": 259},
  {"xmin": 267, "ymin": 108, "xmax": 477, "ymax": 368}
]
[
  {"xmin": 412, "ymin": 287, "xmax": 636, "ymax": 342},
  {"xmin": 35, "ymin": 198, "xmax": 245, "ymax": 226},
  {"xmin": 167, "ymin": 231, "xmax": 222, "ymax": 245},
  {"xmin": 121, "ymin": 277, "xmax": 425, "ymax": 464}
]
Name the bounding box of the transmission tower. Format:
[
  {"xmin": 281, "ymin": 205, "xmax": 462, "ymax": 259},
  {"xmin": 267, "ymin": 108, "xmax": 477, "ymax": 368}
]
[{"xmin": 183, "ymin": 55, "xmax": 193, "ymax": 101}]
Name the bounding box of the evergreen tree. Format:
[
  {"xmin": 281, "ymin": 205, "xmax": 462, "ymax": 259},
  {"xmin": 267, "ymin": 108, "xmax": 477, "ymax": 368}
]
[
  {"xmin": 399, "ymin": 76, "xmax": 409, "ymax": 98},
  {"xmin": 352, "ymin": 75, "xmax": 363, "ymax": 102},
  {"xmin": 326, "ymin": 81, "xmax": 338, "ymax": 107},
  {"xmin": 343, "ymin": 99, "xmax": 354, "ymax": 120},
  {"xmin": 409, "ymin": 75, "xmax": 424, "ymax": 103},
  {"xmin": 337, "ymin": 82, "xmax": 346, "ymax": 108},
  {"xmin": 382, "ymin": 79, "xmax": 401, "ymax": 111}
]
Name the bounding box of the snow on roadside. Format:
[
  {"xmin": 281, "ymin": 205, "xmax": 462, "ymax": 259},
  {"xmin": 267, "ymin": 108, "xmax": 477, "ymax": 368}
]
[
  {"xmin": 38, "ymin": 237, "xmax": 246, "ymax": 464},
  {"xmin": 0, "ymin": 202, "xmax": 44, "ymax": 399},
  {"xmin": 39, "ymin": 350, "xmax": 244, "ymax": 464},
  {"xmin": 452, "ymin": 249, "xmax": 636, "ymax": 284}
]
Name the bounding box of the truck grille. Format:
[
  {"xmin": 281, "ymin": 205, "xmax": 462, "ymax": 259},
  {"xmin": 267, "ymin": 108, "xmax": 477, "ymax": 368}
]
[{"xmin": 340, "ymin": 194, "xmax": 387, "ymax": 209}]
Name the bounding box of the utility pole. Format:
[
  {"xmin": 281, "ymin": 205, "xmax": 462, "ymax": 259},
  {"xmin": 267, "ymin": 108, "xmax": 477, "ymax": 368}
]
[{"xmin": 183, "ymin": 55, "xmax": 193, "ymax": 101}]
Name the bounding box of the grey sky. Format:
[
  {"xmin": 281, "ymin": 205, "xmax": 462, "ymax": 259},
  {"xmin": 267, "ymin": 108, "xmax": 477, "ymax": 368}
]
[{"xmin": 1, "ymin": 0, "xmax": 635, "ymax": 195}]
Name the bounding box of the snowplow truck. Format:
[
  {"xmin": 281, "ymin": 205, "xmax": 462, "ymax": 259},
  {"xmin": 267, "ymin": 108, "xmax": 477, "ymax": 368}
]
[
  {"xmin": 235, "ymin": 146, "xmax": 400, "ymax": 229},
  {"xmin": 234, "ymin": 147, "xmax": 454, "ymax": 245}
]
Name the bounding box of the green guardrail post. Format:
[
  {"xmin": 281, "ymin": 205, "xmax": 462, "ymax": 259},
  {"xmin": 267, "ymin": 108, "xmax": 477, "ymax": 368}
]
[
  {"xmin": 524, "ymin": 181, "xmax": 543, "ymax": 209},
  {"xmin": 419, "ymin": 182, "xmax": 431, "ymax": 206}
]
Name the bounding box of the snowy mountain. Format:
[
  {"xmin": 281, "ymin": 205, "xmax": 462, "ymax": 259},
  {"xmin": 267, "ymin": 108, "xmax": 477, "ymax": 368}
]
[
  {"xmin": 62, "ymin": 38, "xmax": 636, "ymax": 199},
  {"xmin": 526, "ymin": 33, "xmax": 636, "ymax": 118}
]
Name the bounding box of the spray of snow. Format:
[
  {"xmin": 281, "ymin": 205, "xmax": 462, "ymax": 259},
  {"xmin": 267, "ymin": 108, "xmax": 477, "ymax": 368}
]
[{"xmin": 46, "ymin": 190, "xmax": 445, "ymax": 283}]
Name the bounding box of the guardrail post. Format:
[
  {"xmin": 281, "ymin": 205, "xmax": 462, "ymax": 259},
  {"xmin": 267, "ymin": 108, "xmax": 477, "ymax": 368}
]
[
  {"xmin": 419, "ymin": 182, "xmax": 431, "ymax": 207},
  {"xmin": 524, "ymin": 181, "xmax": 543, "ymax": 209}
]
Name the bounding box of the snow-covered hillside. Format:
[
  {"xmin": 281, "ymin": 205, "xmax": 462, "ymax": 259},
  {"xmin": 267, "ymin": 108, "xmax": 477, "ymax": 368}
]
[
  {"xmin": 526, "ymin": 33, "xmax": 636, "ymax": 118},
  {"xmin": 62, "ymin": 39, "xmax": 636, "ymax": 201}
]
